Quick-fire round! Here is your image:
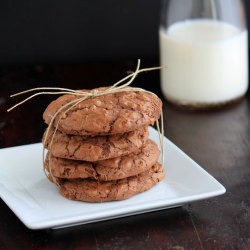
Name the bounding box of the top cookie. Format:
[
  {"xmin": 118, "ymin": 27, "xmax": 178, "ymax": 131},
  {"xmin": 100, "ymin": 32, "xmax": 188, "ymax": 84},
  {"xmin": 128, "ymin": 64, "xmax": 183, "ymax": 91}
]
[{"xmin": 43, "ymin": 89, "xmax": 162, "ymax": 136}]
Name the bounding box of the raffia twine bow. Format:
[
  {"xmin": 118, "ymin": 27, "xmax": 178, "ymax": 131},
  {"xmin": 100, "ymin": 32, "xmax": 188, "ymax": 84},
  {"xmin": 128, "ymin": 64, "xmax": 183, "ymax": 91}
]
[{"xmin": 8, "ymin": 59, "xmax": 165, "ymax": 185}]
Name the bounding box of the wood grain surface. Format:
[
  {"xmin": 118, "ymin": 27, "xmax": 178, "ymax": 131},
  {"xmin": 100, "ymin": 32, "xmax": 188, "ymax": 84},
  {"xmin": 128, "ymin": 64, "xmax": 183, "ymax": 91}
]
[{"xmin": 0, "ymin": 61, "xmax": 250, "ymax": 250}]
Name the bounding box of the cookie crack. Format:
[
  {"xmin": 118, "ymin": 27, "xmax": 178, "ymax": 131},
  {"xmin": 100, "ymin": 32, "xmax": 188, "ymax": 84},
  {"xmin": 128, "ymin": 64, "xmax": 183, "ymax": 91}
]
[
  {"xmin": 69, "ymin": 141, "xmax": 81, "ymax": 158},
  {"xmin": 108, "ymin": 112, "xmax": 119, "ymax": 134}
]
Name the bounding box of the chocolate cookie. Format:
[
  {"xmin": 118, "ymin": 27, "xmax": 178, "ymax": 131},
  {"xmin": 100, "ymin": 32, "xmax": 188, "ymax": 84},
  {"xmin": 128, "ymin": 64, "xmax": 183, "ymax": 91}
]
[
  {"xmin": 59, "ymin": 163, "xmax": 165, "ymax": 202},
  {"xmin": 45, "ymin": 139, "xmax": 160, "ymax": 181},
  {"xmin": 43, "ymin": 126, "xmax": 149, "ymax": 161},
  {"xmin": 43, "ymin": 89, "xmax": 162, "ymax": 136}
]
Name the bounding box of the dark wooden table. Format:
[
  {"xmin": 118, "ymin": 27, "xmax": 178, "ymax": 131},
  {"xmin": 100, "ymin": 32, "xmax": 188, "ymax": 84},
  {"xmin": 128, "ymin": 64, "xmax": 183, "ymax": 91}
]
[{"xmin": 0, "ymin": 61, "xmax": 250, "ymax": 250}]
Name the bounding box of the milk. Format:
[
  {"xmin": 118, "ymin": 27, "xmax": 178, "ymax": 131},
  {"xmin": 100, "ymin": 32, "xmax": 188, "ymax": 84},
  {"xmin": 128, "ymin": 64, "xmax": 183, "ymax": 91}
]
[{"xmin": 159, "ymin": 19, "xmax": 248, "ymax": 104}]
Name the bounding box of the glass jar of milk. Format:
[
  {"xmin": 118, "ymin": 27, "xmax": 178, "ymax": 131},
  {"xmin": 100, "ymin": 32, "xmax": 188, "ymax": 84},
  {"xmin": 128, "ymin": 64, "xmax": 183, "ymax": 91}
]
[{"xmin": 159, "ymin": 0, "xmax": 248, "ymax": 109}]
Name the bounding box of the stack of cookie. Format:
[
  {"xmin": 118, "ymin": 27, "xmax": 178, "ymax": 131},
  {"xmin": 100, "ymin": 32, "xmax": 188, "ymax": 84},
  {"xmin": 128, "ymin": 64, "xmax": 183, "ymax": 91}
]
[{"xmin": 42, "ymin": 89, "xmax": 165, "ymax": 202}]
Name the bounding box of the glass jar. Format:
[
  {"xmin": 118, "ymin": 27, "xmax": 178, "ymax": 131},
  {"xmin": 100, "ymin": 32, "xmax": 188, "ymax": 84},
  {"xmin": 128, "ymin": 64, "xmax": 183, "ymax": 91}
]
[{"xmin": 159, "ymin": 0, "xmax": 248, "ymax": 109}]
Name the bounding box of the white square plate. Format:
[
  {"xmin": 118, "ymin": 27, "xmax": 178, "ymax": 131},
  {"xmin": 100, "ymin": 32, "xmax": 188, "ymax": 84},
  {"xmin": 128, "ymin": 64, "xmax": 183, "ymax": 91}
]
[{"xmin": 0, "ymin": 127, "xmax": 225, "ymax": 229}]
